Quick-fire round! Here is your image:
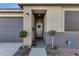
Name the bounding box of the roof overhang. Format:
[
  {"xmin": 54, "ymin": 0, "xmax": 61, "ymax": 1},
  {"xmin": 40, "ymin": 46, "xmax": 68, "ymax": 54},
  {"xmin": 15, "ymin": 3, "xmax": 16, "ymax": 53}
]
[{"xmin": 18, "ymin": 3, "xmax": 79, "ymax": 9}]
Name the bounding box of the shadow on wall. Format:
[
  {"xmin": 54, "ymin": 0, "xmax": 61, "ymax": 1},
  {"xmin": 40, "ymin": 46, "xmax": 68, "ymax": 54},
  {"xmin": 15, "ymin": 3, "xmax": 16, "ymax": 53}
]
[{"xmin": 45, "ymin": 32, "xmax": 79, "ymax": 49}]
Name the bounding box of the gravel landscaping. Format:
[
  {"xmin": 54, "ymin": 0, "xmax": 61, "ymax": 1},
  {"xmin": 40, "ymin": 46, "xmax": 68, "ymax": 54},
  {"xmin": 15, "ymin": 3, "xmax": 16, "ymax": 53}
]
[
  {"xmin": 46, "ymin": 48, "xmax": 79, "ymax": 56},
  {"xmin": 14, "ymin": 46, "xmax": 31, "ymax": 56}
]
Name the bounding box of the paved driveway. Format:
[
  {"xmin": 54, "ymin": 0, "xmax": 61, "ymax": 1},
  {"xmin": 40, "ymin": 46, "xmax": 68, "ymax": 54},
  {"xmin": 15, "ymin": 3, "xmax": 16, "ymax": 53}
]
[{"xmin": 0, "ymin": 42, "xmax": 22, "ymax": 56}]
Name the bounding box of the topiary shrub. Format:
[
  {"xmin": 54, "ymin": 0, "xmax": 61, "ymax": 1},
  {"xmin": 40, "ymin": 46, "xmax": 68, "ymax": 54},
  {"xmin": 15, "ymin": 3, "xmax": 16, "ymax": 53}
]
[
  {"xmin": 48, "ymin": 30, "xmax": 56, "ymax": 48},
  {"xmin": 19, "ymin": 30, "xmax": 28, "ymax": 48},
  {"xmin": 48, "ymin": 30, "xmax": 56, "ymax": 37},
  {"xmin": 19, "ymin": 31, "xmax": 28, "ymax": 38}
]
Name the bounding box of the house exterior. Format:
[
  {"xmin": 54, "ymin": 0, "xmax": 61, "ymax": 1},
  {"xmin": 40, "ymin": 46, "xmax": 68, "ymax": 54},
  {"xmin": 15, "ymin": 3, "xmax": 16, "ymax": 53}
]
[{"xmin": 1, "ymin": 4, "xmax": 79, "ymax": 48}]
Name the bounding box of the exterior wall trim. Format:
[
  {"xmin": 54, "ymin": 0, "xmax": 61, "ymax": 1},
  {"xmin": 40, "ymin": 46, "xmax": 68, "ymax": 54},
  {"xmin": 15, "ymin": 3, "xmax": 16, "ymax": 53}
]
[
  {"xmin": 0, "ymin": 10, "xmax": 23, "ymax": 17},
  {"xmin": 0, "ymin": 10, "xmax": 23, "ymax": 13},
  {"xmin": 0, "ymin": 15, "xmax": 23, "ymax": 17}
]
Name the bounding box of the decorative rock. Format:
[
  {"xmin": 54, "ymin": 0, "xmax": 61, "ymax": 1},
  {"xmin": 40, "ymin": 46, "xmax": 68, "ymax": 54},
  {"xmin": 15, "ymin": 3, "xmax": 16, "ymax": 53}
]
[{"xmin": 14, "ymin": 46, "xmax": 30, "ymax": 56}]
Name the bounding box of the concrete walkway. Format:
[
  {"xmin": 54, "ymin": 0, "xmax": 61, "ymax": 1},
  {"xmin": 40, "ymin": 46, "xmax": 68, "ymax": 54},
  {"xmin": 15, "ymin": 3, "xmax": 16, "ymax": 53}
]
[
  {"xmin": 0, "ymin": 42, "xmax": 22, "ymax": 56},
  {"xmin": 36, "ymin": 39, "xmax": 46, "ymax": 48},
  {"xmin": 29, "ymin": 48, "xmax": 47, "ymax": 56}
]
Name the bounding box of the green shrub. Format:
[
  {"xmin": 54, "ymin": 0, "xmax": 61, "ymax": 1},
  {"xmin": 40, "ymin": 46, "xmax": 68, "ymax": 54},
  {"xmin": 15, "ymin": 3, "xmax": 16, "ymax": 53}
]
[
  {"xmin": 19, "ymin": 30, "xmax": 28, "ymax": 38},
  {"xmin": 19, "ymin": 30, "xmax": 28, "ymax": 48},
  {"xmin": 48, "ymin": 30, "xmax": 56, "ymax": 36}
]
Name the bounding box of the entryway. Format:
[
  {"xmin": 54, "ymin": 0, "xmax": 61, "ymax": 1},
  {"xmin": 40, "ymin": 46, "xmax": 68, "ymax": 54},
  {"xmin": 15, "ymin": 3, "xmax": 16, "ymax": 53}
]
[{"xmin": 32, "ymin": 10, "xmax": 46, "ymax": 47}]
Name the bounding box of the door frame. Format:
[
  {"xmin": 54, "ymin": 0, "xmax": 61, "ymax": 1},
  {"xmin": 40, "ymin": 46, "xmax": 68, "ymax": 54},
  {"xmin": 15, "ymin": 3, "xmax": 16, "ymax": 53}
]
[{"xmin": 32, "ymin": 9, "xmax": 47, "ymax": 40}]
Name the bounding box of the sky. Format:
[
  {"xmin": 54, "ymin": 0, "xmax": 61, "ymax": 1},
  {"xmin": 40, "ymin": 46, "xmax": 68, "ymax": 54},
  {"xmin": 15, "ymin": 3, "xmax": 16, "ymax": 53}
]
[{"xmin": 0, "ymin": 3, "xmax": 19, "ymax": 9}]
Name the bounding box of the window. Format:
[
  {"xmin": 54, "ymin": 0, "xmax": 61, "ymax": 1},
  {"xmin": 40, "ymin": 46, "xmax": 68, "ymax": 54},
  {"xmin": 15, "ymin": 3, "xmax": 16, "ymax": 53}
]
[{"xmin": 65, "ymin": 11, "xmax": 79, "ymax": 31}]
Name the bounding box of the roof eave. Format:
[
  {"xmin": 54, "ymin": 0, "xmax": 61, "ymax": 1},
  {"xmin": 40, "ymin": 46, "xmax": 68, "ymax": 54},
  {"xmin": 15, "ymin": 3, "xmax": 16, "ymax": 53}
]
[
  {"xmin": 18, "ymin": 4, "xmax": 23, "ymax": 9},
  {"xmin": 18, "ymin": 3, "xmax": 79, "ymax": 6}
]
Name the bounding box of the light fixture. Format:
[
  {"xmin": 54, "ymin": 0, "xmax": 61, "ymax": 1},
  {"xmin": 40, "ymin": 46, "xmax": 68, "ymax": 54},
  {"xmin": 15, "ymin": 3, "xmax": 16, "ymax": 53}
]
[
  {"xmin": 26, "ymin": 12, "xmax": 29, "ymax": 16},
  {"xmin": 38, "ymin": 14, "xmax": 40, "ymax": 16}
]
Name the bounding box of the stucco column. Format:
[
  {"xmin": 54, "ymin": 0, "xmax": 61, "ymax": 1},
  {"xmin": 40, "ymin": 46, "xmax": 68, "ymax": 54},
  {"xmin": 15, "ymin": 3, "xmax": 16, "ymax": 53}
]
[{"xmin": 23, "ymin": 10, "xmax": 32, "ymax": 48}]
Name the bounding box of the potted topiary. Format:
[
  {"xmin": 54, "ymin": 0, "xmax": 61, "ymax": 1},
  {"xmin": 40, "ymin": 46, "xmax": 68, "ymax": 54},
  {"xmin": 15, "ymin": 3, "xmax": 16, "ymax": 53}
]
[
  {"xmin": 48, "ymin": 30, "xmax": 56, "ymax": 48},
  {"xmin": 19, "ymin": 30, "xmax": 28, "ymax": 49}
]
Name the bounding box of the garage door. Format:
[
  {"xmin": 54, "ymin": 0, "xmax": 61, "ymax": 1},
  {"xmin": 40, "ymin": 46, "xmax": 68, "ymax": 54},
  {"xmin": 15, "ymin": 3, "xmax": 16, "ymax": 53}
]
[
  {"xmin": 0, "ymin": 17, "xmax": 23, "ymax": 42},
  {"xmin": 65, "ymin": 11, "xmax": 79, "ymax": 31}
]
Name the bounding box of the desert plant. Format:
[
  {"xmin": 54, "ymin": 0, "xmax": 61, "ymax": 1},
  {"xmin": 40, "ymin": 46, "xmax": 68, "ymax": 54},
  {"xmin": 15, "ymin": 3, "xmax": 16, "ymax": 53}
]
[{"xmin": 19, "ymin": 30, "xmax": 28, "ymax": 48}]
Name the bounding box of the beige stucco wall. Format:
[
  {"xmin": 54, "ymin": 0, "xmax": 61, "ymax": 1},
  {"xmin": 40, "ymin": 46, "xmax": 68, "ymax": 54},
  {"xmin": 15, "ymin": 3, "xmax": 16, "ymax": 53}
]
[
  {"xmin": 23, "ymin": 5, "xmax": 64, "ymax": 46},
  {"xmin": 46, "ymin": 6, "xmax": 63, "ymax": 32},
  {"xmin": 22, "ymin": 5, "xmax": 79, "ymax": 47},
  {"xmin": 23, "ymin": 7, "xmax": 32, "ymax": 47}
]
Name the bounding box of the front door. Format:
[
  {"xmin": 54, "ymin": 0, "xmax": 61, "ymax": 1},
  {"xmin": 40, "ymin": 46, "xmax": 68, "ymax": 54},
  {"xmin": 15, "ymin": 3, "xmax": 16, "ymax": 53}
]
[
  {"xmin": 35, "ymin": 18, "xmax": 43, "ymax": 39},
  {"xmin": 32, "ymin": 10, "xmax": 46, "ymax": 40}
]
